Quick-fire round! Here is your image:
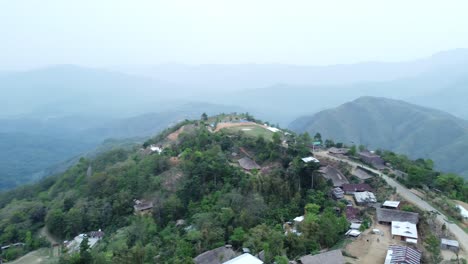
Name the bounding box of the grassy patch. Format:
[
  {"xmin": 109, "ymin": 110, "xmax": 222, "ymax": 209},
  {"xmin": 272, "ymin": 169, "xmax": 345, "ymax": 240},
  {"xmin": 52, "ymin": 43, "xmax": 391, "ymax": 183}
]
[{"xmin": 222, "ymin": 125, "xmax": 274, "ymax": 141}]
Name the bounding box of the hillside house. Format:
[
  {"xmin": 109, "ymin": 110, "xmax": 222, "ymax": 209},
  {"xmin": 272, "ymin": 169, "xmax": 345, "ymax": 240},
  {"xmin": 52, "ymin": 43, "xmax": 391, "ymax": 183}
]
[
  {"xmin": 89, "ymin": 229, "xmax": 105, "ymax": 239},
  {"xmin": 223, "ymin": 253, "xmax": 263, "ymax": 264},
  {"xmin": 383, "ymin": 201, "xmax": 401, "ymax": 210},
  {"xmin": 328, "ymin": 147, "xmax": 349, "ymax": 155},
  {"xmin": 66, "ymin": 233, "xmax": 101, "ymax": 253},
  {"xmin": 358, "ymin": 151, "xmax": 385, "ymax": 169},
  {"xmin": 351, "ymin": 167, "xmax": 373, "ymax": 180},
  {"xmin": 298, "ymin": 250, "xmax": 344, "ymax": 264},
  {"xmin": 384, "ymin": 245, "xmax": 422, "ymax": 264},
  {"xmin": 456, "ymin": 205, "xmax": 468, "ymax": 219},
  {"xmin": 391, "ymin": 221, "xmax": 418, "ymax": 243},
  {"xmin": 332, "ymin": 187, "xmax": 345, "ymax": 200},
  {"xmin": 441, "ymin": 238, "xmax": 460, "ymax": 252},
  {"xmin": 319, "ymin": 166, "xmax": 349, "ymax": 187},
  {"xmin": 301, "ymin": 156, "xmax": 320, "ymax": 163},
  {"xmin": 193, "ymin": 245, "xmax": 238, "ymax": 264},
  {"xmin": 346, "ymin": 206, "xmax": 361, "ymax": 222},
  {"xmin": 376, "ymin": 208, "xmax": 419, "ymax": 225},
  {"xmin": 342, "ymin": 183, "xmax": 372, "ymax": 195},
  {"xmin": 354, "ymin": 191, "xmax": 377, "ymax": 205},
  {"xmin": 149, "ymin": 144, "xmax": 163, "ymax": 154},
  {"xmin": 238, "ymin": 157, "xmax": 261, "ymax": 171},
  {"xmin": 134, "ymin": 199, "xmax": 154, "ymax": 215}
]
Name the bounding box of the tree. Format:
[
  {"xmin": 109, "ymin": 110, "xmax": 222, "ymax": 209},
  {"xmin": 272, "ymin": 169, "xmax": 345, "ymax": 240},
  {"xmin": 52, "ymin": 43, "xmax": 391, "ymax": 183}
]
[
  {"xmin": 201, "ymin": 113, "xmax": 208, "ymax": 121},
  {"xmin": 425, "ymin": 234, "xmax": 442, "ymax": 264},
  {"xmin": 324, "ymin": 139, "xmax": 335, "ymax": 148},
  {"xmin": 272, "ymin": 132, "xmax": 282, "ymax": 145},
  {"xmin": 349, "ymin": 145, "xmax": 357, "ymax": 156},
  {"xmin": 313, "ymin": 133, "xmax": 322, "ymax": 142}
]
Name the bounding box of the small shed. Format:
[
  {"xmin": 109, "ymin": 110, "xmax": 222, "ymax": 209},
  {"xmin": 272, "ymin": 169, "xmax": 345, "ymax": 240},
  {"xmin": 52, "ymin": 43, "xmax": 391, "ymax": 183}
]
[
  {"xmin": 383, "ymin": 201, "xmax": 401, "ymax": 210},
  {"xmin": 441, "ymin": 238, "xmax": 460, "ymax": 252},
  {"xmin": 301, "ymin": 157, "xmax": 320, "ymax": 163}
]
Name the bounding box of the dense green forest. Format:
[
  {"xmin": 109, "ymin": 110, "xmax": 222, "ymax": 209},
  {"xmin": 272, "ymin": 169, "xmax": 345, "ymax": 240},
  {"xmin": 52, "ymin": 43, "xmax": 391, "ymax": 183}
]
[{"xmin": 0, "ymin": 116, "xmax": 351, "ymax": 263}]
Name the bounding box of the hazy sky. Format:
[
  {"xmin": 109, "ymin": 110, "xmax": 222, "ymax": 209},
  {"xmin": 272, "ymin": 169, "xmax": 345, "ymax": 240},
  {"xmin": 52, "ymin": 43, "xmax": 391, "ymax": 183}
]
[{"xmin": 1, "ymin": 0, "xmax": 468, "ymax": 69}]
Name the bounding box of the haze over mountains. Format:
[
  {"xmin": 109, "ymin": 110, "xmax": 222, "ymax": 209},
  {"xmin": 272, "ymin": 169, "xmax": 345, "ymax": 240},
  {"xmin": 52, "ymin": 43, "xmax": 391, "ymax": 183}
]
[
  {"xmin": 289, "ymin": 96, "xmax": 468, "ymax": 178},
  {"xmin": 2, "ymin": 48, "xmax": 468, "ymax": 188}
]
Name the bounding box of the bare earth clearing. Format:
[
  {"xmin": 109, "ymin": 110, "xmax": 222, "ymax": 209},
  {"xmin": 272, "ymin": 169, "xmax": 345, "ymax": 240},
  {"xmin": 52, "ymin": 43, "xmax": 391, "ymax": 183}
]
[
  {"xmin": 214, "ymin": 121, "xmax": 259, "ymax": 132},
  {"xmin": 167, "ymin": 125, "xmax": 185, "ymax": 141}
]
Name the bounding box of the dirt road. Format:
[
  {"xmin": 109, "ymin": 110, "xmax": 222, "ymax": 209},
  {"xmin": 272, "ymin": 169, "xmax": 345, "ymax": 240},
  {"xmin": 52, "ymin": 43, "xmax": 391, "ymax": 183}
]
[{"xmin": 315, "ymin": 151, "xmax": 468, "ymax": 252}]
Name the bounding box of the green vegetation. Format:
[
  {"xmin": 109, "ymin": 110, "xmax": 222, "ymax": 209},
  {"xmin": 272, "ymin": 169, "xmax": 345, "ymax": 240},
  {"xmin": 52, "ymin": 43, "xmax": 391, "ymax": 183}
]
[{"xmin": 0, "ymin": 116, "xmax": 350, "ymax": 263}]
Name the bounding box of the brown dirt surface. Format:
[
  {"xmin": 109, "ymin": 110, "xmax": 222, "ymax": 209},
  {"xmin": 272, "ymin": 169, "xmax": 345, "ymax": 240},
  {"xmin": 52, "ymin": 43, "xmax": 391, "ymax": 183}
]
[
  {"xmin": 214, "ymin": 122, "xmax": 259, "ymax": 132},
  {"xmin": 167, "ymin": 126, "xmax": 185, "ymax": 141},
  {"xmin": 344, "ymin": 222, "xmax": 417, "ymax": 264}
]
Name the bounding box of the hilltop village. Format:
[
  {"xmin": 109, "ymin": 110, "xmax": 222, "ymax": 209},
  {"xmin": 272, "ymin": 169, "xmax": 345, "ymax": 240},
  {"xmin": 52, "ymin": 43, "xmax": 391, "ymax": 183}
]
[{"xmin": 1, "ymin": 114, "xmax": 467, "ymax": 264}]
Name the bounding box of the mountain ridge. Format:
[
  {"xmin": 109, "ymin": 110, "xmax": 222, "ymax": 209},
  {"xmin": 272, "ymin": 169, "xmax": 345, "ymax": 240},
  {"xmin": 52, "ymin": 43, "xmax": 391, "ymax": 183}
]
[{"xmin": 289, "ymin": 96, "xmax": 468, "ymax": 177}]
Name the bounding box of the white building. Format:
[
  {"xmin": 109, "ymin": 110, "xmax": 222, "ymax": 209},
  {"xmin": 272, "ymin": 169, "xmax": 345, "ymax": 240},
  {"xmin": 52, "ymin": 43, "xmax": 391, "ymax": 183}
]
[
  {"xmin": 302, "ymin": 157, "xmax": 319, "ymax": 163},
  {"xmin": 383, "ymin": 201, "xmax": 401, "ymax": 209},
  {"xmin": 223, "ymin": 253, "xmax": 263, "ymax": 264},
  {"xmin": 456, "ymin": 205, "xmax": 468, "ymax": 219},
  {"xmin": 391, "ymin": 221, "xmax": 418, "ymax": 243}
]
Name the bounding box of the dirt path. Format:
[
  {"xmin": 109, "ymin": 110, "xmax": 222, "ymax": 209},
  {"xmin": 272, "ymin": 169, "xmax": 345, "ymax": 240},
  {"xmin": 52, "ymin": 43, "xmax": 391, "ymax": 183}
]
[{"xmin": 39, "ymin": 227, "xmax": 60, "ymax": 245}]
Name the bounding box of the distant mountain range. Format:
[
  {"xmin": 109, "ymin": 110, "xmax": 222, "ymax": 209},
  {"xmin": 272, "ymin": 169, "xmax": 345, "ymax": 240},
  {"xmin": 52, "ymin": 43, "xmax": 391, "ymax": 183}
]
[
  {"xmin": 3, "ymin": 49, "xmax": 468, "ymax": 188},
  {"xmin": 289, "ymin": 97, "xmax": 468, "ymax": 178}
]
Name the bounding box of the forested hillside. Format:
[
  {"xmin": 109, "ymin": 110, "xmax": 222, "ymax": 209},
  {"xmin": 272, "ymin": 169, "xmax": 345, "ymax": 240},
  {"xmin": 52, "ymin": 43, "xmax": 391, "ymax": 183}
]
[
  {"xmin": 0, "ymin": 115, "xmax": 349, "ymax": 263},
  {"xmin": 289, "ymin": 97, "xmax": 468, "ymax": 178},
  {"xmin": 0, "ymin": 103, "xmax": 243, "ymax": 190}
]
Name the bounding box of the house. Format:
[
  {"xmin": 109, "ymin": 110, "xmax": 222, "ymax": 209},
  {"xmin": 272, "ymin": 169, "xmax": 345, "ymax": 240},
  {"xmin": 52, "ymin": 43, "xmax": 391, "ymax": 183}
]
[
  {"xmin": 384, "ymin": 245, "xmax": 422, "ymax": 264},
  {"xmin": 391, "ymin": 221, "xmax": 418, "ymax": 243},
  {"xmin": 376, "ymin": 208, "xmax": 419, "ymax": 225},
  {"xmin": 238, "ymin": 157, "xmax": 261, "ymax": 171},
  {"xmin": 149, "ymin": 144, "xmax": 163, "ymax": 154},
  {"xmin": 341, "ymin": 183, "xmax": 372, "ymax": 195},
  {"xmin": 194, "ymin": 245, "xmax": 238, "ymax": 264},
  {"xmin": 350, "ymin": 223, "xmax": 361, "ymax": 230},
  {"xmin": 332, "ymin": 187, "xmax": 345, "ymax": 200},
  {"xmin": 223, "ymin": 253, "xmax": 263, "ymax": 264},
  {"xmin": 328, "ymin": 147, "xmax": 349, "ymax": 155},
  {"xmin": 441, "ymin": 238, "xmax": 460, "ymax": 252},
  {"xmin": 351, "ymin": 167, "xmax": 373, "ymax": 180},
  {"xmin": 298, "ymin": 250, "xmax": 344, "ymax": 264},
  {"xmin": 66, "ymin": 233, "xmax": 101, "ymax": 253},
  {"xmin": 301, "ymin": 156, "xmax": 320, "ymax": 163},
  {"xmin": 354, "ymin": 191, "xmax": 377, "ymax": 205},
  {"xmin": 456, "ymin": 205, "xmax": 468, "ymax": 219},
  {"xmin": 89, "ymin": 229, "xmax": 104, "ymax": 239},
  {"xmin": 345, "ymin": 229, "xmax": 361, "ymax": 237},
  {"xmin": 383, "ymin": 201, "xmax": 401, "ymax": 210},
  {"xmin": 134, "ymin": 199, "xmax": 154, "ymax": 215},
  {"xmin": 346, "ymin": 207, "xmax": 361, "ymax": 222},
  {"xmin": 358, "ymin": 151, "xmax": 385, "ymax": 169},
  {"xmin": 319, "ymin": 166, "xmax": 349, "ymax": 187}
]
